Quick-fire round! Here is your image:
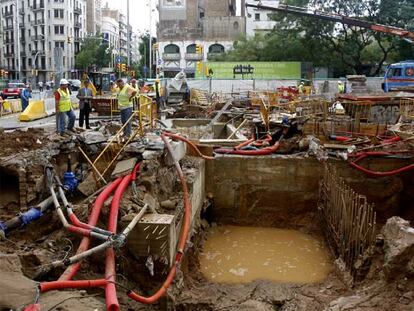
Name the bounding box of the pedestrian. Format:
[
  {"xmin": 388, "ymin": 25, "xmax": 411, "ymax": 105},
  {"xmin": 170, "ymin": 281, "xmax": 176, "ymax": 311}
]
[
  {"xmin": 20, "ymin": 84, "xmax": 32, "ymax": 111},
  {"xmin": 116, "ymin": 78, "xmax": 137, "ymax": 138},
  {"xmin": 76, "ymin": 79, "xmax": 93, "ymax": 129},
  {"xmin": 55, "ymin": 79, "xmax": 76, "ymax": 136},
  {"xmin": 38, "ymin": 81, "xmax": 43, "ymax": 92},
  {"xmin": 298, "ymin": 81, "xmax": 305, "ymax": 94}
]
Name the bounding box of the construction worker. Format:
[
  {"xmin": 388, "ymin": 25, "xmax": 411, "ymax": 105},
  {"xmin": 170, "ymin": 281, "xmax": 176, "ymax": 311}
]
[
  {"xmin": 77, "ymin": 79, "xmax": 93, "ymax": 129},
  {"xmin": 154, "ymin": 78, "xmax": 163, "ymax": 111},
  {"xmin": 110, "ymin": 81, "xmax": 119, "ymax": 95},
  {"xmin": 20, "ymin": 84, "xmax": 32, "ymax": 111},
  {"xmin": 338, "ymin": 81, "xmax": 345, "ymax": 94},
  {"xmin": 130, "ymin": 78, "xmax": 139, "ymax": 110},
  {"xmin": 116, "ymin": 78, "xmax": 137, "ymax": 138},
  {"xmin": 298, "ymin": 81, "xmax": 305, "ymax": 94},
  {"xmin": 55, "ymin": 79, "xmax": 76, "ymax": 136}
]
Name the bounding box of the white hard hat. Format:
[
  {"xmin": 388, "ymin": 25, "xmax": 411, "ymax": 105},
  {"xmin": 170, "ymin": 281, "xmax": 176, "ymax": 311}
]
[
  {"xmin": 60, "ymin": 79, "xmax": 69, "ymax": 85},
  {"xmin": 338, "ymin": 80, "xmax": 343, "ymax": 84}
]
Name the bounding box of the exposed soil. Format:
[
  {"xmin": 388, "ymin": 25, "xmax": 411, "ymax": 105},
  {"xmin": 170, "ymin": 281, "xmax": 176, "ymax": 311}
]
[{"xmin": 0, "ymin": 128, "xmax": 47, "ymax": 157}]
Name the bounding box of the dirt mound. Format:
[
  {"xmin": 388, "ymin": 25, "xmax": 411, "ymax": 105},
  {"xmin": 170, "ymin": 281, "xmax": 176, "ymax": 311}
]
[{"xmin": 0, "ymin": 128, "xmax": 46, "ymax": 157}]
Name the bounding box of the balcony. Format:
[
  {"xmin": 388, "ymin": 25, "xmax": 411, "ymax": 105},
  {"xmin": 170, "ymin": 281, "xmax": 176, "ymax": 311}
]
[
  {"xmin": 31, "ymin": 19, "xmax": 45, "ymax": 26},
  {"xmin": 207, "ymin": 52, "xmax": 224, "ymax": 60},
  {"xmin": 4, "ymin": 52, "xmax": 14, "ymax": 58},
  {"xmin": 74, "ymin": 7, "xmax": 82, "ymax": 14},
  {"xmin": 4, "ymin": 39, "xmax": 14, "ymax": 44},
  {"xmin": 31, "ymin": 35, "xmax": 46, "ymax": 41},
  {"xmin": 74, "ymin": 21, "xmax": 81, "ymax": 28},
  {"xmin": 30, "ymin": 5, "xmax": 45, "ymax": 11},
  {"xmin": 162, "ymin": 53, "xmax": 181, "ymax": 61},
  {"xmin": 4, "ymin": 25, "xmax": 14, "ymax": 30},
  {"xmin": 31, "ymin": 50, "xmax": 45, "ymax": 56},
  {"xmin": 74, "ymin": 36, "xmax": 81, "ymax": 42},
  {"xmin": 20, "ymin": 51, "xmax": 26, "ymax": 57},
  {"xmin": 19, "ymin": 22, "xmax": 25, "ymax": 28},
  {"xmin": 185, "ymin": 53, "xmax": 203, "ymax": 61},
  {"xmin": 4, "ymin": 11, "xmax": 13, "ymax": 17}
]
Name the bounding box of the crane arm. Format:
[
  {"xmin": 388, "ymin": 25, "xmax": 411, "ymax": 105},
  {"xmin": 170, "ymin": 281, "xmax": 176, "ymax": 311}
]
[{"xmin": 246, "ymin": 3, "xmax": 414, "ymax": 42}]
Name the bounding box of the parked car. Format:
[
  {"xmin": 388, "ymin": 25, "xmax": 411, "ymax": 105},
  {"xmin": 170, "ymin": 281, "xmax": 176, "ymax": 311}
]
[
  {"xmin": 67, "ymin": 79, "xmax": 81, "ymax": 91},
  {"xmin": 2, "ymin": 82, "xmax": 25, "ymax": 98}
]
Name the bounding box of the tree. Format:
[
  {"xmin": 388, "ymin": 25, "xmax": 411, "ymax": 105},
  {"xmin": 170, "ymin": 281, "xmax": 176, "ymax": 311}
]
[
  {"xmin": 219, "ymin": 0, "xmax": 414, "ymax": 76},
  {"xmin": 137, "ymin": 33, "xmax": 157, "ymax": 78},
  {"xmin": 75, "ymin": 35, "xmax": 112, "ymax": 71}
]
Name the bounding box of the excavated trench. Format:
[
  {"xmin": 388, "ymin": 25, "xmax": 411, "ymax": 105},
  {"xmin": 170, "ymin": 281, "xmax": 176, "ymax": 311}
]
[{"xmin": 1, "ymin": 128, "xmax": 414, "ymax": 311}]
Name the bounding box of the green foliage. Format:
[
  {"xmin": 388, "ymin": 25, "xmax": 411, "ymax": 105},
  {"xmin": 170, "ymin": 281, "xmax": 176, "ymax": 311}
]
[
  {"xmin": 75, "ymin": 34, "xmax": 112, "ymax": 70},
  {"xmin": 219, "ymin": 0, "xmax": 414, "ymax": 76}
]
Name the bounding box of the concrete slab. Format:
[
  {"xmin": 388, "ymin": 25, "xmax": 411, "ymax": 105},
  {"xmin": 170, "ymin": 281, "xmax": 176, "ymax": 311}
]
[
  {"xmin": 126, "ymin": 213, "xmax": 176, "ymax": 266},
  {"xmin": 111, "ymin": 158, "xmax": 138, "ymax": 178}
]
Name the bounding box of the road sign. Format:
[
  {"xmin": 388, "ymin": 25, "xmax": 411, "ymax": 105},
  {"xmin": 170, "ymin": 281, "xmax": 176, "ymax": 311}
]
[{"xmin": 116, "ymin": 56, "xmax": 122, "ymax": 63}]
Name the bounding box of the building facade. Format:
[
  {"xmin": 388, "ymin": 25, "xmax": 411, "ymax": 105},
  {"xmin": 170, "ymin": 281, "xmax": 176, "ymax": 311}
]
[
  {"xmin": 0, "ymin": 0, "xmax": 87, "ymax": 83},
  {"xmin": 157, "ymin": 0, "xmax": 245, "ymax": 78},
  {"xmin": 86, "ymin": 0, "xmax": 102, "ymax": 35},
  {"xmin": 245, "ymin": 0, "xmax": 279, "ymax": 37}
]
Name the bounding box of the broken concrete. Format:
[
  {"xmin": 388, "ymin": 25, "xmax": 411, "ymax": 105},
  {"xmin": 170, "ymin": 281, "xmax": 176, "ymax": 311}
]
[{"xmin": 381, "ymin": 217, "xmax": 414, "ymax": 279}]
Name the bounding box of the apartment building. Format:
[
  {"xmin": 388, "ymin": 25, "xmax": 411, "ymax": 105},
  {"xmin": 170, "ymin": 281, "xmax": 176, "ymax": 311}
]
[
  {"xmin": 86, "ymin": 0, "xmax": 102, "ymax": 35},
  {"xmin": 245, "ymin": 0, "xmax": 279, "ymax": 37},
  {"xmin": 0, "ymin": 0, "xmax": 87, "ymax": 83},
  {"xmin": 157, "ymin": 0, "xmax": 245, "ymax": 78},
  {"xmin": 101, "ymin": 3, "xmax": 136, "ymax": 68}
]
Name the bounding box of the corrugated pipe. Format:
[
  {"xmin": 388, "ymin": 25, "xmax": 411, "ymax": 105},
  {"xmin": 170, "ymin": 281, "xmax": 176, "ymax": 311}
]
[
  {"xmin": 349, "ymin": 152, "xmax": 414, "ymax": 177},
  {"xmin": 59, "ymin": 177, "xmax": 123, "ymax": 281},
  {"xmin": 126, "ymin": 133, "xmax": 192, "ymax": 304},
  {"xmin": 162, "ymin": 132, "xmax": 215, "ymax": 160}
]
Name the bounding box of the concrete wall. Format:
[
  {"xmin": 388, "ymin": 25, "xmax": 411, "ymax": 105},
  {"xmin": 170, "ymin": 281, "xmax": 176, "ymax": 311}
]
[{"xmin": 206, "ymin": 156, "xmax": 414, "ymax": 227}]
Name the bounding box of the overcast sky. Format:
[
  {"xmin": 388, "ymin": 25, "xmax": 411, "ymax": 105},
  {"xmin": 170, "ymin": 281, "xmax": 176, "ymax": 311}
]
[{"xmin": 105, "ymin": 0, "xmax": 242, "ymax": 35}]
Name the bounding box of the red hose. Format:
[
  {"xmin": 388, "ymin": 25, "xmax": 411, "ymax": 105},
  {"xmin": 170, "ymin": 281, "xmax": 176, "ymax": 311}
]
[
  {"xmin": 349, "ymin": 152, "xmax": 414, "ymax": 177},
  {"xmin": 105, "ymin": 174, "xmax": 134, "ymax": 311},
  {"xmin": 163, "ymin": 132, "xmax": 214, "ymax": 160},
  {"xmin": 125, "ymin": 134, "xmax": 192, "ymax": 304},
  {"xmin": 215, "ymin": 141, "xmax": 280, "ymax": 155},
  {"xmin": 59, "ymin": 177, "xmax": 123, "ymax": 281},
  {"xmin": 235, "ymin": 138, "xmax": 255, "ymax": 150},
  {"xmin": 40, "ymin": 279, "xmax": 108, "ymax": 293},
  {"xmin": 381, "ymin": 136, "xmax": 401, "ymax": 144}
]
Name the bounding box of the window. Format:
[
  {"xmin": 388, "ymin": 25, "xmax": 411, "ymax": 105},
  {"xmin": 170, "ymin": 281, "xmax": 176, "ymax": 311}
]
[
  {"xmin": 54, "ymin": 9, "xmax": 63, "ymax": 18},
  {"xmin": 392, "ymin": 68, "xmax": 402, "ymax": 77},
  {"xmin": 208, "ymin": 44, "xmax": 225, "ymax": 54},
  {"xmin": 164, "ymin": 44, "xmax": 180, "ymax": 54},
  {"xmin": 55, "ymin": 41, "xmax": 64, "ymax": 50},
  {"xmin": 48, "ymin": 10, "xmax": 50, "ymax": 18},
  {"xmin": 255, "ymin": 13, "xmax": 260, "ymax": 21},
  {"xmin": 54, "ymin": 25, "xmax": 64, "ymax": 34},
  {"xmin": 186, "ymin": 44, "xmax": 196, "ymax": 53}
]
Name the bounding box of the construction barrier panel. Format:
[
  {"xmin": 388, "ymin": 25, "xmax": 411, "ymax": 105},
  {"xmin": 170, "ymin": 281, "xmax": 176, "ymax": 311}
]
[{"xmin": 19, "ymin": 100, "xmax": 47, "ymax": 122}]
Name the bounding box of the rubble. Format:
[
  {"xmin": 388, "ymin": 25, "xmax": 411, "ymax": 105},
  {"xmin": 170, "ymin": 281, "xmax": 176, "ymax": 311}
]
[{"xmin": 381, "ymin": 217, "xmax": 414, "ymax": 278}]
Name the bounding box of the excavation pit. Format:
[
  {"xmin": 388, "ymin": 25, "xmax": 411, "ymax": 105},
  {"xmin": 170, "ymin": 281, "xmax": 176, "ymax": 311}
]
[{"xmin": 199, "ymin": 225, "xmax": 332, "ymax": 284}]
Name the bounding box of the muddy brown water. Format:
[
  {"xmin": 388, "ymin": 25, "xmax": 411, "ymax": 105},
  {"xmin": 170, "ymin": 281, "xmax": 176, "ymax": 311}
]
[{"xmin": 199, "ymin": 226, "xmax": 332, "ymax": 284}]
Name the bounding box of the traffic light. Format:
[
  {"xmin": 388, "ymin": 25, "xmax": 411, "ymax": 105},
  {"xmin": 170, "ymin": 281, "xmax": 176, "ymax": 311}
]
[
  {"xmin": 152, "ymin": 43, "xmax": 158, "ymax": 50},
  {"xmin": 205, "ymin": 65, "xmax": 209, "ymax": 77},
  {"xmin": 121, "ymin": 64, "xmax": 126, "ymax": 72},
  {"xmin": 116, "ymin": 63, "xmax": 121, "ymax": 71},
  {"xmin": 196, "ymin": 61, "xmax": 202, "ymax": 73},
  {"xmin": 195, "ymin": 44, "xmax": 203, "ymax": 54},
  {"xmin": 67, "ymin": 36, "xmax": 72, "ymax": 44}
]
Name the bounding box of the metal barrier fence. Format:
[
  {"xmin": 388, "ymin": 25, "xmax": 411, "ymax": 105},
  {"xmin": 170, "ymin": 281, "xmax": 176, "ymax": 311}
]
[
  {"xmin": 400, "ymin": 98, "xmax": 414, "ymax": 121},
  {"xmin": 319, "ymin": 164, "xmax": 376, "ymax": 282}
]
